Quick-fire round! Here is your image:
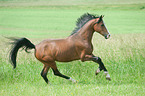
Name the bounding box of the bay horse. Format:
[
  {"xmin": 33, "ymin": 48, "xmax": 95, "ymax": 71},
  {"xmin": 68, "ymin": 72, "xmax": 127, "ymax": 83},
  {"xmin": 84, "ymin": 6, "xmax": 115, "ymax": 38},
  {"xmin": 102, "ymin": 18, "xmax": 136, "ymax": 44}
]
[{"xmin": 9, "ymin": 13, "xmax": 111, "ymax": 84}]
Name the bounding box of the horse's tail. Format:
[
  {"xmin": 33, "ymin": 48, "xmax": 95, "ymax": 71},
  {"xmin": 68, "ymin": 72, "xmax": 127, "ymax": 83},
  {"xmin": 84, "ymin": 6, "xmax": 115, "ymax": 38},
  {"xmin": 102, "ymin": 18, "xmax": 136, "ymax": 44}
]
[{"xmin": 9, "ymin": 37, "xmax": 35, "ymax": 69}]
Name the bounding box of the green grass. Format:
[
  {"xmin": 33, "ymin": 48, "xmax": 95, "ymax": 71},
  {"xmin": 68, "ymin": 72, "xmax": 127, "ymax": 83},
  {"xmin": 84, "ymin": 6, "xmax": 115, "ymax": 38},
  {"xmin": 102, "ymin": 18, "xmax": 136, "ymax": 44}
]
[
  {"xmin": 0, "ymin": 1, "xmax": 145, "ymax": 96},
  {"xmin": 0, "ymin": 6, "xmax": 145, "ymax": 38},
  {"xmin": 1, "ymin": 34, "xmax": 145, "ymax": 96},
  {"xmin": 0, "ymin": 0, "xmax": 145, "ymax": 5}
]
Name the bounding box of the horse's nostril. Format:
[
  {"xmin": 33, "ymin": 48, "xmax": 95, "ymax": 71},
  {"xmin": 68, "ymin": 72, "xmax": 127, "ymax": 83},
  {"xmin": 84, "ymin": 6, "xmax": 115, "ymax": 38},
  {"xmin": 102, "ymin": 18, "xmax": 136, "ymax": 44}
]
[
  {"xmin": 108, "ymin": 34, "xmax": 110, "ymax": 38},
  {"xmin": 105, "ymin": 34, "xmax": 110, "ymax": 39}
]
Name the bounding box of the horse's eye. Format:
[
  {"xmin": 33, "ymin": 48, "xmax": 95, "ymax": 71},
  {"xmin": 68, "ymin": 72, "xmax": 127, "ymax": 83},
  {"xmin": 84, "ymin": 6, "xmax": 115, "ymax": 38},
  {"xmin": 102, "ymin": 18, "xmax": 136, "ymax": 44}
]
[{"xmin": 101, "ymin": 24, "xmax": 104, "ymax": 26}]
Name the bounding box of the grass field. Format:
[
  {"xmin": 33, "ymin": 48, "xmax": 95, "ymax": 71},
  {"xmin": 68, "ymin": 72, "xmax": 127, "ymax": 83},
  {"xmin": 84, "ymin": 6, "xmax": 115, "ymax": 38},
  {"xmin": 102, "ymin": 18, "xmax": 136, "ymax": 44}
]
[{"xmin": 0, "ymin": 0, "xmax": 145, "ymax": 96}]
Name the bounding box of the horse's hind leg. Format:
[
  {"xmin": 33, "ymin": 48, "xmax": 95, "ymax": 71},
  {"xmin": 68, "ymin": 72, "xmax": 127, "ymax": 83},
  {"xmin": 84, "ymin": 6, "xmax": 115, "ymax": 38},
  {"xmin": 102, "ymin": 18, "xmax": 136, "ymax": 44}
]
[
  {"xmin": 92, "ymin": 56, "xmax": 111, "ymax": 81},
  {"xmin": 50, "ymin": 62, "xmax": 76, "ymax": 83},
  {"xmin": 41, "ymin": 65, "xmax": 50, "ymax": 84}
]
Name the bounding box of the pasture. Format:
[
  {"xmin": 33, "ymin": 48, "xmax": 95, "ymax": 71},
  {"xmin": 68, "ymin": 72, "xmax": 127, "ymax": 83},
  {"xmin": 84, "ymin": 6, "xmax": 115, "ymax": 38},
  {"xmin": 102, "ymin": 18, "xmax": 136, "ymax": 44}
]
[{"xmin": 0, "ymin": 0, "xmax": 145, "ymax": 96}]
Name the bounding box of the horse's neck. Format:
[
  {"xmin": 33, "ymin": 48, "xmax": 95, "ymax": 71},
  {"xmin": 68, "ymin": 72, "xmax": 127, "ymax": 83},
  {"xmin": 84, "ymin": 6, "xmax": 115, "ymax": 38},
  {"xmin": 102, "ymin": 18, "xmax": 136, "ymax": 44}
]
[{"xmin": 78, "ymin": 19, "xmax": 95, "ymax": 42}]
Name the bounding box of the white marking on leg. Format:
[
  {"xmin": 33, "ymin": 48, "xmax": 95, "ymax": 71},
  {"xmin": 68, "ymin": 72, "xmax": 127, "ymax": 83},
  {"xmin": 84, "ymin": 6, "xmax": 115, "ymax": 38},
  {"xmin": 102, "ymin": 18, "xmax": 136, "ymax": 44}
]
[
  {"xmin": 106, "ymin": 74, "xmax": 110, "ymax": 78},
  {"xmin": 104, "ymin": 71, "xmax": 108, "ymax": 75},
  {"xmin": 93, "ymin": 56, "xmax": 98, "ymax": 61},
  {"xmin": 96, "ymin": 68, "xmax": 100, "ymax": 73},
  {"xmin": 104, "ymin": 71, "xmax": 111, "ymax": 80},
  {"xmin": 69, "ymin": 77, "xmax": 77, "ymax": 83},
  {"xmin": 95, "ymin": 68, "xmax": 100, "ymax": 75}
]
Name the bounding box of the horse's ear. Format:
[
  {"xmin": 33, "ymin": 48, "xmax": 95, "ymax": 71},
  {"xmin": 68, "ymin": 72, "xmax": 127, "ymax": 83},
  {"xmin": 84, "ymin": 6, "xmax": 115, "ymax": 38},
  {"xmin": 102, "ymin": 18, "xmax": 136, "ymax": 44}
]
[
  {"xmin": 96, "ymin": 15, "xmax": 103, "ymax": 24},
  {"xmin": 102, "ymin": 15, "xmax": 104, "ymax": 18},
  {"xmin": 100, "ymin": 15, "xmax": 104, "ymax": 19},
  {"xmin": 95, "ymin": 15, "xmax": 104, "ymax": 24}
]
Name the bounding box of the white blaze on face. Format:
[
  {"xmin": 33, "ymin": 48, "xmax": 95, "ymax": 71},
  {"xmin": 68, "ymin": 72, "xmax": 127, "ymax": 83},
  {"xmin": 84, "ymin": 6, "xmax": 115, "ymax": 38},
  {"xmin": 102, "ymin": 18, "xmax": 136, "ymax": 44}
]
[{"xmin": 103, "ymin": 21, "xmax": 111, "ymax": 39}]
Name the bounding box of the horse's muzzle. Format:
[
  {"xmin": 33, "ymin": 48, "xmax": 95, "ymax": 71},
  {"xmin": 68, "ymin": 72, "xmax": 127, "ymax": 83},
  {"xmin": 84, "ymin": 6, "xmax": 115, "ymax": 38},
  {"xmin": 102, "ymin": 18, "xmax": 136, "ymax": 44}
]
[{"xmin": 105, "ymin": 34, "xmax": 110, "ymax": 39}]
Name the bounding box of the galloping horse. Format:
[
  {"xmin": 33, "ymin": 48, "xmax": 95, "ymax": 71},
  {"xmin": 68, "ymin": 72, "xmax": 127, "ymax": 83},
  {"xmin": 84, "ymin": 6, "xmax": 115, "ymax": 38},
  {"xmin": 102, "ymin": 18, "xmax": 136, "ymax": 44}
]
[{"xmin": 9, "ymin": 13, "xmax": 111, "ymax": 84}]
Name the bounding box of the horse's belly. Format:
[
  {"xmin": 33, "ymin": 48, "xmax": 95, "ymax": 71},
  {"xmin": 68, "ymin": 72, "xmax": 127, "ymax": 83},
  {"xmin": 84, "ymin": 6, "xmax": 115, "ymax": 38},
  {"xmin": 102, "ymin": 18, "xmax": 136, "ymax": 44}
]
[
  {"xmin": 55, "ymin": 51, "xmax": 80, "ymax": 62},
  {"xmin": 56, "ymin": 58, "xmax": 80, "ymax": 62}
]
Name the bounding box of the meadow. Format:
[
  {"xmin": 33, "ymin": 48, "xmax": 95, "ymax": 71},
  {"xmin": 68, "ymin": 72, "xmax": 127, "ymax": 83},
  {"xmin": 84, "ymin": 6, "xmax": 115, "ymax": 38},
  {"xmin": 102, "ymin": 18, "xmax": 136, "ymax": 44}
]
[{"xmin": 0, "ymin": 0, "xmax": 145, "ymax": 96}]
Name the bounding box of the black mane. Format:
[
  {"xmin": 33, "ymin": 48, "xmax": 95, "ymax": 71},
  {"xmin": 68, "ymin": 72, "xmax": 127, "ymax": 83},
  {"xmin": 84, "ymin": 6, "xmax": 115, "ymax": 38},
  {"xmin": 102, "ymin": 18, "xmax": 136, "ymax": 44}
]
[{"xmin": 70, "ymin": 13, "xmax": 99, "ymax": 35}]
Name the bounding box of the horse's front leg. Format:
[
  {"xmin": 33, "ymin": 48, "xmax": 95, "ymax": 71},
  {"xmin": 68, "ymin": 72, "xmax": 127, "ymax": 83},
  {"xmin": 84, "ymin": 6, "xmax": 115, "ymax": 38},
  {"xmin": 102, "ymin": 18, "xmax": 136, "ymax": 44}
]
[
  {"xmin": 80, "ymin": 50, "xmax": 94, "ymax": 62},
  {"xmin": 81, "ymin": 54, "xmax": 111, "ymax": 81},
  {"xmin": 92, "ymin": 56, "xmax": 111, "ymax": 81}
]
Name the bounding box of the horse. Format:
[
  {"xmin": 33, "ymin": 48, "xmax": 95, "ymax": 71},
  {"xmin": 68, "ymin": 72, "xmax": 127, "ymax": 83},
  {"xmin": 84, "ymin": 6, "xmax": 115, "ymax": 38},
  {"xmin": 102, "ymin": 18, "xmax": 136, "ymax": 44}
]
[{"xmin": 9, "ymin": 13, "xmax": 111, "ymax": 84}]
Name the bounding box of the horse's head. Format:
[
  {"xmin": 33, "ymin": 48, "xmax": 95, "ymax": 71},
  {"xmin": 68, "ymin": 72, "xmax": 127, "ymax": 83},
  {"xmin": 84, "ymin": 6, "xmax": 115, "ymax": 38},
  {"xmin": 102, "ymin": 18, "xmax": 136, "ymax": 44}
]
[{"xmin": 93, "ymin": 15, "xmax": 110, "ymax": 39}]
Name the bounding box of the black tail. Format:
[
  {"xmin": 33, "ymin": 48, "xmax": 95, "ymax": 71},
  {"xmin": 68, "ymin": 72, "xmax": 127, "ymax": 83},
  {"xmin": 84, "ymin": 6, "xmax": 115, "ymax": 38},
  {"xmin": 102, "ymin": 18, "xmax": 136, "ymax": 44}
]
[{"xmin": 9, "ymin": 37, "xmax": 35, "ymax": 69}]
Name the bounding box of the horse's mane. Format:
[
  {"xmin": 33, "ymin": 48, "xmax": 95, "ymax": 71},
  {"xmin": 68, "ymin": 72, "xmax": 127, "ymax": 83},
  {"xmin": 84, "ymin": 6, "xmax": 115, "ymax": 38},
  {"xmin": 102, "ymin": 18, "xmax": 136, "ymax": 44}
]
[{"xmin": 70, "ymin": 13, "xmax": 99, "ymax": 35}]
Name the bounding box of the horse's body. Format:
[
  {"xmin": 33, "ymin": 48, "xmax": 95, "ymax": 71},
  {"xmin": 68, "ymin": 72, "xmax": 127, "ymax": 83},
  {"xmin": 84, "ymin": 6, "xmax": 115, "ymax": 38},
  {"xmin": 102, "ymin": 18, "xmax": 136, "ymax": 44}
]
[
  {"xmin": 36, "ymin": 37, "xmax": 83, "ymax": 62},
  {"xmin": 9, "ymin": 13, "xmax": 111, "ymax": 84},
  {"xmin": 35, "ymin": 32, "xmax": 93, "ymax": 62}
]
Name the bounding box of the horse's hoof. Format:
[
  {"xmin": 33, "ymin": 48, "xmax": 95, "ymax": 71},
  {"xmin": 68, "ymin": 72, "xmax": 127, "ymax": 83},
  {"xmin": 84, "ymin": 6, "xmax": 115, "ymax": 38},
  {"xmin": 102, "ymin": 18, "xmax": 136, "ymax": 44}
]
[
  {"xmin": 95, "ymin": 69, "xmax": 100, "ymax": 75},
  {"xmin": 95, "ymin": 72, "xmax": 99, "ymax": 75},
  {"xmin": 69, "ymin": 77, "xmax": 77, "ymax": 83},
  {"xmin": 106, "ymin": 77, "xmax": 111, "ymax": 81},
  {"xmin": 46, "ymin": 81, "xmax": 51, "ymax": 85}
]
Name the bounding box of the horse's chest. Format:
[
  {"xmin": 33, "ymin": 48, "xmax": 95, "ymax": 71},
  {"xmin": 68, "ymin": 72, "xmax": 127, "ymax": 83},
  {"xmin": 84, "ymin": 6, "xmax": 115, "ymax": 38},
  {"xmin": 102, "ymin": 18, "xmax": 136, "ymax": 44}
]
[
  {"xmin": 85, "ymin": 44, "xmax": 93, "ymax": 54},
  {"xmin": 78, "ymin": 42, "xmax": 93, "ymax": 54}
]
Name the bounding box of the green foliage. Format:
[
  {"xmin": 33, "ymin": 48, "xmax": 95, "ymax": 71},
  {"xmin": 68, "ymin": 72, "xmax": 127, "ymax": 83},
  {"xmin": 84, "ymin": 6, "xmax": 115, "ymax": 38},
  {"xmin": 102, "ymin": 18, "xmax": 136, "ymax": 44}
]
[{"xmin": 0, "ymin": 1, "xmax": 145, "ymax": 96}]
